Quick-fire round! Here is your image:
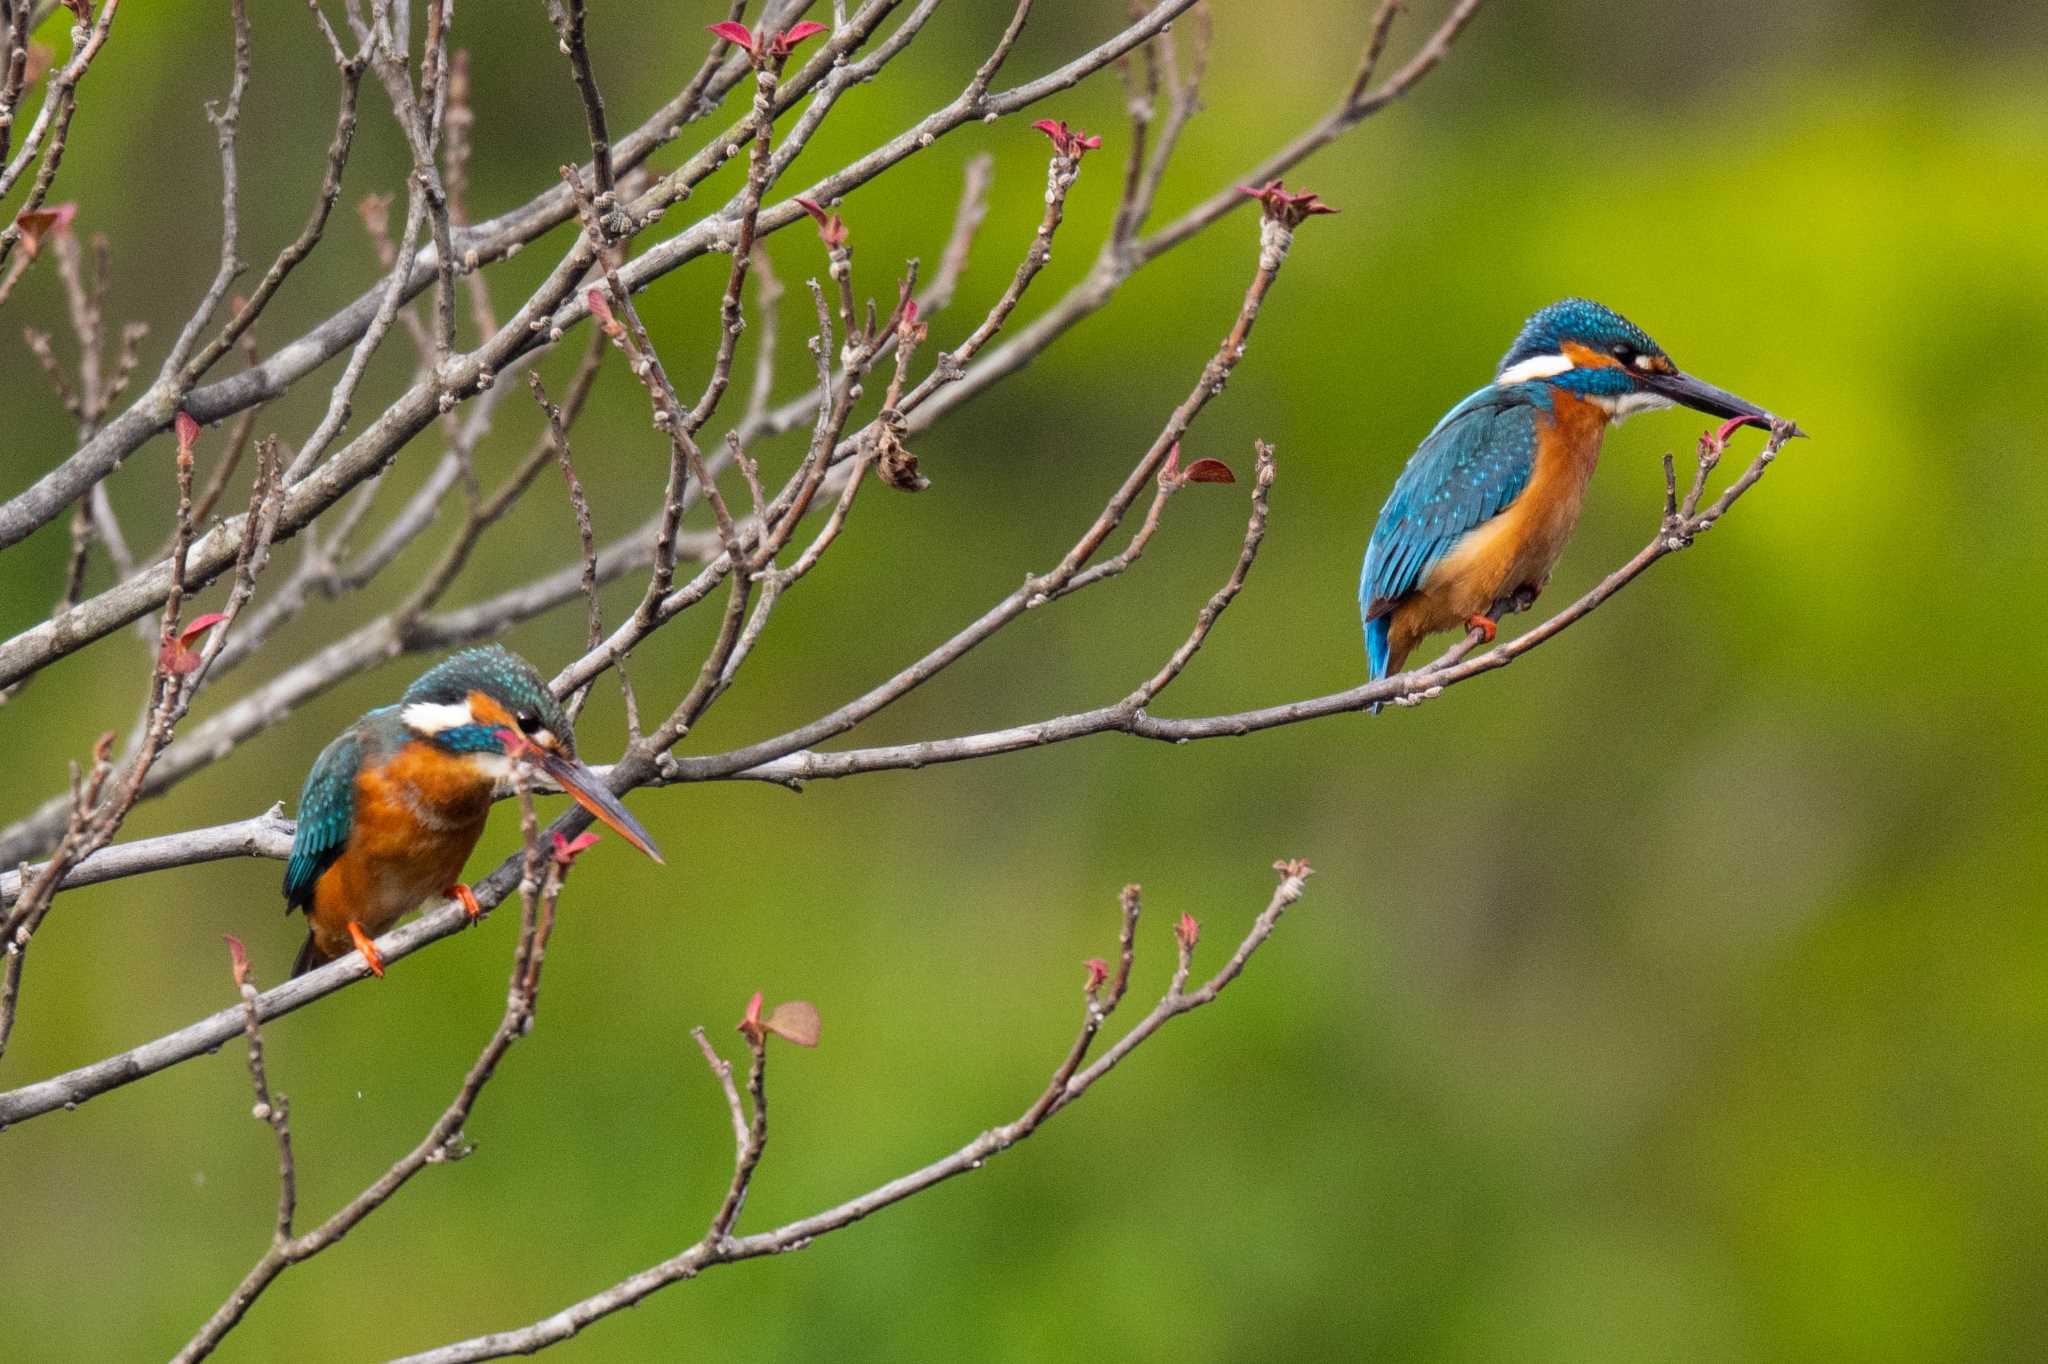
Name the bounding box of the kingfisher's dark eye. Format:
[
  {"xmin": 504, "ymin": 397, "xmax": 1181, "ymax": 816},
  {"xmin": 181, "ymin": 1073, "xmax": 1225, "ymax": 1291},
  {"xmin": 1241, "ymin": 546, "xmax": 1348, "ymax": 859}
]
[
  {"xmin": 1610, "ymin": 342, "xmax": 1635, "ymax": 363},
  {"xmin": 515, "ymin": 707, "xmax": 543, "ymax": 735}
]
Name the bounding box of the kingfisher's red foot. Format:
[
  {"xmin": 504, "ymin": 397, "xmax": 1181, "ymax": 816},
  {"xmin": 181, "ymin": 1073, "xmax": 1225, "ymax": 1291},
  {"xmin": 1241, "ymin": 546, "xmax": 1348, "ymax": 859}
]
[
  {"xmin": 1464, "ymin": 613, "xmax": 1498, "ymax": 644},
  {"xmin": 347, "ymin": 922, "xmax": 386, "ymax": 978},
  {"xmin": 447, "ymin": 883, "xmax": 482, "ymax": 923}
]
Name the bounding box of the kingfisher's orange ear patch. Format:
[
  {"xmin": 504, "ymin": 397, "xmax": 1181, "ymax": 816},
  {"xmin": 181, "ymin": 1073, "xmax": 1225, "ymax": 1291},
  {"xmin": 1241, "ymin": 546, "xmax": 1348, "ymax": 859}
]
[
  {"xmin": 467, "ymin": 690, "xmax": 514, "ymax": 729},
  {"xmin": 1561, "ymin": 339, "xmax": 1622, "ymax": 369}
]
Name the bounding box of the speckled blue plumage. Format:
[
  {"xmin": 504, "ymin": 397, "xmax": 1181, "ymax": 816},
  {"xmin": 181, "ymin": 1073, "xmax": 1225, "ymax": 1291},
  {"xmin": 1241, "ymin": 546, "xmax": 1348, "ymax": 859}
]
[
  {"xmin": 1360, "ymin": 386, "xmax": 1541, "ymax": 679},
  {"xmin": 1498, "ymin": 298, "xmax": 1664, "ymax": 376}
]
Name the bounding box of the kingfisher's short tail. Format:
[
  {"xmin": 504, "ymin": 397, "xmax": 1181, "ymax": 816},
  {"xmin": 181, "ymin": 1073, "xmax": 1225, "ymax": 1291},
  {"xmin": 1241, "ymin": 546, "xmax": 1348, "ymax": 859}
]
[
  {"xmin": 290, "ymin": 931, "xmax": 330, "ymax": 979},
  {"xmin": 1365, "ymin": 615, "xmax": 1392, "ymax": 715}
]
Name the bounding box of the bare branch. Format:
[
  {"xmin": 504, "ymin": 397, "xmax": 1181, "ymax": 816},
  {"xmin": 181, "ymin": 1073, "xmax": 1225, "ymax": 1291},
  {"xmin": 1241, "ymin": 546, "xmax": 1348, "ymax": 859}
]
[{"xmin": 389, "ymin": 860, "xmax": 1310, "ymax": 1364}]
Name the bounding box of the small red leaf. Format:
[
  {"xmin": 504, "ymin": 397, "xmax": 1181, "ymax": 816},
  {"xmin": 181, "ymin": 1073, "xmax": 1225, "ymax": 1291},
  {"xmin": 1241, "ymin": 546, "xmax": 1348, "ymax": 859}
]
[
  {"xmin": 179, "ymin": 611, "xmax": 227, "ymax": 645},
  {"xmin": 770, "ymin": 21, "xmax": 829, "ymax": 57},
  {"xmin": 158, "ymin": 640, "xmax": 202, "ymax": 675},
  {"xmin": 174, "ymin": 410, "xmax": 200, "ymax": 454},
  {"xmin": 550, "ymin": 830, "xmax": 601, "ymax": 866},
  {"xmin": 1180, "ymin": 458, "xmax": 1236, "ymax": 485},
  {"xmin": 1083, "ymin": 957, "xmax": 1109, "ymax": 993},
  {"xmin": 12, "ymin": 202, "xmax": 76, "ymax": 259},
  {"xmin": 1174, "ymin": 912, "xmax": 1200, "ymax": 951},
  {"xmin": 765, "ymin": 1000, "xmax": 821, "ymax": 1047},
  {"xmin": 707, "ymin": 21, "xmax": 756, "ymax": 52}
]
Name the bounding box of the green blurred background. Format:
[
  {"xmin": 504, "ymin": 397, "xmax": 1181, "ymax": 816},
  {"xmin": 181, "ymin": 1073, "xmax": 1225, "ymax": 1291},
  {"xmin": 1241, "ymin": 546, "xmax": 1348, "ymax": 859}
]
[{"xmin": 4, "ymin": 1, "xmax": 2046, "ymax": 1358}]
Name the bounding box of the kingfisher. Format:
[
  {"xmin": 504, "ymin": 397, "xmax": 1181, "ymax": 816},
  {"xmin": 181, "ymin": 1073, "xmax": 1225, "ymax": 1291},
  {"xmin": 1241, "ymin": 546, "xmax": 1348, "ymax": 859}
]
[
  {"xmin": 284, "ymin": 645, "xmax": 664, "ymax": 977},
  {"xmin": 1361, "ymin": 298, "xmax": 1801, "ymax": 696}
]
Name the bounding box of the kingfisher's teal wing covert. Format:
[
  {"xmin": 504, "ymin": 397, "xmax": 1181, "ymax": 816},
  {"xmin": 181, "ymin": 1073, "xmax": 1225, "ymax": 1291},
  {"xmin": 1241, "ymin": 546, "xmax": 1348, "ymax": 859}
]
[
  {"xmin": 1360, "ymin": 298, "xmax": 1801, "ymax": 703},
  {"xmin": 282, "ymin": 646, "xmax": 664, "ymax": 978},
  {"xmin": 283, "ymin": 729, "xmax": 363, "ymax": 912}
]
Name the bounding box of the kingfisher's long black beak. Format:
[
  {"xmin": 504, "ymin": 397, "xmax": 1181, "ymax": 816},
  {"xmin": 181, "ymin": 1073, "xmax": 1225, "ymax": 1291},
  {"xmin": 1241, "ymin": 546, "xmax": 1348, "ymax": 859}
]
[
  {"xmin": 536, "ymin": 750, "xmax": 665, "ymax": 863},
  {"xmin": 1643, "ymin": 368, "xmax": 1807, "ymax": 438}
]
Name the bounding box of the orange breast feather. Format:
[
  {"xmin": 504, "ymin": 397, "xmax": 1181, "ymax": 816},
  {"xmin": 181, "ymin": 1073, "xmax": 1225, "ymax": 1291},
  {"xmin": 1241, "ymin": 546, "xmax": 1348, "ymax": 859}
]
[{"xmin": 306, "ymin": 744, "xmax": 493, "ymax": 952}]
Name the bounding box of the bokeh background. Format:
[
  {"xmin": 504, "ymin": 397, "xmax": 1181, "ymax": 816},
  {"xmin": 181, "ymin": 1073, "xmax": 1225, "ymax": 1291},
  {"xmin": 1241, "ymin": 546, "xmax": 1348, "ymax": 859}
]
[{"xmin": 4, "ymin": 1, "xmax": 2046, "ymax": 1359}]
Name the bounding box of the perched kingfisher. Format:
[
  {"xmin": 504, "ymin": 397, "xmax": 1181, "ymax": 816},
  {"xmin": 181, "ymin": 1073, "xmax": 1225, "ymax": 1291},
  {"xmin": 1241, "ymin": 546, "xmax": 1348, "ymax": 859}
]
[
  {"xmin": 284, "ymin": 645, "xmax": 663, "ymax": 977},
  {"xmin": 1361, "ymin": 298, "xmax": 1800, "ymax": 694}
]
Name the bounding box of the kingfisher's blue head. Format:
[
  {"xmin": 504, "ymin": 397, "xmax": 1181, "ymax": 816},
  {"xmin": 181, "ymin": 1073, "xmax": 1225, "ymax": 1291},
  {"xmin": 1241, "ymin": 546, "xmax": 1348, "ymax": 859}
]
[
  {"xmin": 1495, "ymin": 298, "xmax": 1802, "ymax": 434},
  {"xmin": 395, "ymin": 645, "xmax": 664, "ymax": 862}
]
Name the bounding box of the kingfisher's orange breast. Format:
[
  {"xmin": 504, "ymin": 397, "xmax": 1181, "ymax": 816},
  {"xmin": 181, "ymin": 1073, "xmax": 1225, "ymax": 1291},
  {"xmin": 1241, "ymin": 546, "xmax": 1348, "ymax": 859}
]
[
  {"xmin": 305, "ymin": 743, "xmax": 494, "ymax": 957},
  {"xmin": 1421, "ymin": 390, "xmax": 1609, "ymax": 611}
]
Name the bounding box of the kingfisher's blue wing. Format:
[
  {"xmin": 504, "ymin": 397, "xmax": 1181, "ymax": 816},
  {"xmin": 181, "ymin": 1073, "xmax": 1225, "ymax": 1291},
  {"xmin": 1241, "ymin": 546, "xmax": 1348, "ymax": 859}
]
[
  {"xmin": 1360, "ymin": 388, "xmax": 1540, "ymax": 618},
  {"xmin": 284, "ymin": 729, "xmax": 362, "ymax": 913}
]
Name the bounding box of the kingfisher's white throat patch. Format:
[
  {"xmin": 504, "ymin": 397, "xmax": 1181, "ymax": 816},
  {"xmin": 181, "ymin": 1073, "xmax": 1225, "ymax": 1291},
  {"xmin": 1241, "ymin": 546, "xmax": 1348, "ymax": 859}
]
[
  {"xmin": 401, "ymin": 699, "xmax": 477, "ymax": 735},
  {"xmin": 1497, "ymin": 352, "xmax": 1574, "ymax": 385},
  {"xmin": 1591, "ymin": 389, "xmax": 1674, "ymax": 424}
]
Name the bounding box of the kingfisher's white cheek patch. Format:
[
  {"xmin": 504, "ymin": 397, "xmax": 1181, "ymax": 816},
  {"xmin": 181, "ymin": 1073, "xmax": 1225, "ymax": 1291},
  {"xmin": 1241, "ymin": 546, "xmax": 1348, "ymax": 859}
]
[
  {"xmin": 1497, "ymin": 352, "xmax": 1574, "ymax": 385},
  {"xmin": 401, "ymin": 699, "xmax": 476, "ymax": 735}
]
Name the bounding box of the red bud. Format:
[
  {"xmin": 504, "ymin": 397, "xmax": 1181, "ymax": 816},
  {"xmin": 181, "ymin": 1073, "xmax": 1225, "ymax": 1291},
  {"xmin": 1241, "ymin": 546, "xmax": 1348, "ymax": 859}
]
[
  {"xmin": 738, "ymin": 989, "xmax": 766, "ymax": 1044},
  {"xmin": 1031, "ymin": 119, "xmax": 1102, "ymax": 161},
  {"xmin": 1083, "ymin": 957, "xmax": 1110, "ymax": 993},
  {"xmin": 1236, "ymin": 180, "xmax": 1338, "ymax": 227},
  {"xmin": 1174, "ymin": 912, "xmax": 1200, "ymax": 951},
  {"xmin": 794, "ymin": 196, "xmax": 847, "ymax": 247},
  {"xmin": 224, "ymin": 933, "xmax": 251, "ymax": 988},
  {"xmin": 1180, "ymin": 458, "xmax": 1236, "ymax": 485}
]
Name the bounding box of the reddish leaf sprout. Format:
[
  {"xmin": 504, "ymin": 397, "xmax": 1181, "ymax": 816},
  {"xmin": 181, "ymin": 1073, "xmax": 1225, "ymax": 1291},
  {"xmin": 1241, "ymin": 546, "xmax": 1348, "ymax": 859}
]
[
  {"xmin": 12, "ymin": 202, "xmax": 77, "ymax": 259},
  {"xmin": 709, "ymin": 19, "xmax": 829, "ymax": 63},
  {"xmin": 794, "ymin": 196, "xmax": 848, "ymax": 248},
  {"xmin": 1236, "ymin": 180, "xmax": 1339, "ymax": 228},
  {"xmin": 738, "ymin": 991, "xmax": 821, "ymax": 1046},
  {"xmin": 1031, "ymin": 118, "xmax": 1102, "ymax": 161},
  {"xmin": 770, "ymin": 21, "xmax": 829, "ymax": 58},
  {"xmin": 159, "ymin": 613, "xmax": 227, "ymax": 675},
  {"xmin": 586, "ymin": 288, "xmax": 626, "ymax": 339},
  {"xmin": 1083, "ymin": 957, "xmax": 1110, "ymax": 994},
  {"xmin": 223, "ymin": 933, "xmax": 252, "ymax": 989},
  {"xmin": 550, "ymin": 830, "xmax": 601, "ymax": 866}
]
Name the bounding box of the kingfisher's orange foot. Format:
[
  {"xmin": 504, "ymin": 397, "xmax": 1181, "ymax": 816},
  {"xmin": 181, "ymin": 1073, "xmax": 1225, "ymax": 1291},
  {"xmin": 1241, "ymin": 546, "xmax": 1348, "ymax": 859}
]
[
  {"xmin": 447, "ymin": 883, "xmax": 482, "ymax": 923},
  {"xmin": 347, "ymin": 922, "xmax": 386, "ymax": 978},
  {"xmin": 1464, "ymin": 613, "xmax": 1498, "ymax": 644}
]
